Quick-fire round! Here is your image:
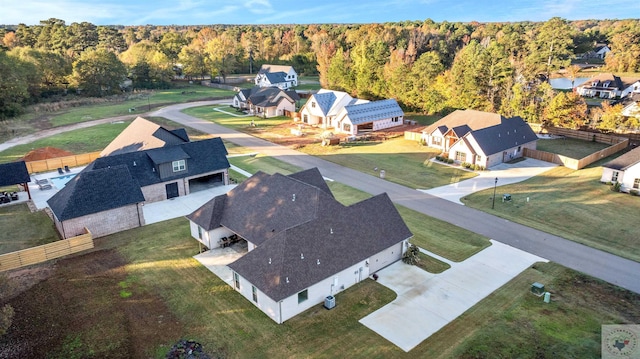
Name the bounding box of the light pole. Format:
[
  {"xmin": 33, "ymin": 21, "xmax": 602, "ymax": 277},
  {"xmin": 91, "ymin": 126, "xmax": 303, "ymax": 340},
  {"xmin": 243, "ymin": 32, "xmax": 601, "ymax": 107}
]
[{"xmin": 492, "ymin": 177, "xmax": 498, "ymax": 209}]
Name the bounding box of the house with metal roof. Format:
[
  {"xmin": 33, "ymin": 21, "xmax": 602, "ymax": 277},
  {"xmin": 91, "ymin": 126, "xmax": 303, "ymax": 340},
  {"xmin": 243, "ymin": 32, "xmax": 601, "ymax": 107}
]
[
  {"xmin": 422, "ymin": 110, "xmax": 538, "ymax": 168},
  {"xmin": 600, "ymin": 146, "xmax": 640, "ymax": 193},
  {"xmin": 186, "ymin": 168, "xmax": 412, "ymax": 324},
  {"xmin": 255, "ymin": 64, "xmax": 298, "ymax": 90},
  {"xmin": 48, "ymin": 134, "xmax": 230, "ymax": 239},
  {"xmin": 298, "ymin": 89, "xmax": 361, "ymax": 127},
  {"xmin": 576, "ymin": 74, "xmax": 640, "ymax": 99}
]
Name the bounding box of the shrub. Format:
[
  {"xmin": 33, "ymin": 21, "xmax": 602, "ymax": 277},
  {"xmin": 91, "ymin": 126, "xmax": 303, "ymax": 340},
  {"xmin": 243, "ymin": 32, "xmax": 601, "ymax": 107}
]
[
  {"xmin": 402, "ymin": 244, "xmax": 420, "ymax": 265},
  {"xmin": 460, "ymin": 162, "xmax": 468, "ymax": 168},
  {"xmin": 630, "ymin": 189, "xmax": 639, "ymax": 196},
  {"xmin": 611, "ymin": 182, "xmax": 622, "ymax": 192},
  {"xmin": 447, "ymin": 158, "xmax": 454, "ymax": 164},
  {"xmin": 419, "ymin": 138, "xmax": 426, "ymax": 146},
  {"xmin": 435, "ymin": 155, "xmax": 442, "ymax": 161}
]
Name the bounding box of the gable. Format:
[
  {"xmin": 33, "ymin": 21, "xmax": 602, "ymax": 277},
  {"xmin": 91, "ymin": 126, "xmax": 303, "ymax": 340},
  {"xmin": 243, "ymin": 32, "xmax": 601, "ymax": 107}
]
[
  {"xmin": 423, "ymin": 110, "xmax": 505, "ymax": 135},
  {"xmin": 465, "ymin": 117, "xmax": 538, "ymax": 156},
  {"xmin": 100, "ymin": 117, "xmax": 190, "ymax": 156},
  {"xmin": 603, "ymin": 146, "xmax": 640, "ymax": 171},
  {"xmin": 0, "ymin": 161, "xmax": 30, "ymax": 187}
]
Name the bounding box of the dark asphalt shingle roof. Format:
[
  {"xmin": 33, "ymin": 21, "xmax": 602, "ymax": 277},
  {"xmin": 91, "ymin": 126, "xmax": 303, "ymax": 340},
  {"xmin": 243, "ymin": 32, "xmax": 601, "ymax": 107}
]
[
  {"xmin": 146, "ymin": 146, "xmax": 191, "ymax": 164},
  {"xmin": 189, "ymin": 168, "xmax": 412, "ymax": 302},
  {"xmin": 247, "ymin": 87, "xmax": 297, "ymax": 108},
  {"xmin": 0, "ymin": 161, "xmax": 30, "ymax": 187},
  {"xmin": 603, "ymin": 146, "xmax": 640, "ymax": 170},
  {"xmin": 47, "ymin": 165, "xmax": 145, "ymax": 221},
  {"xmin": 264, "ymin": 72, "xmax": 288, "ymax": 85},
  {"xmin": 466, "ymin": 116, "xmax": 538, "ymax": 156}
]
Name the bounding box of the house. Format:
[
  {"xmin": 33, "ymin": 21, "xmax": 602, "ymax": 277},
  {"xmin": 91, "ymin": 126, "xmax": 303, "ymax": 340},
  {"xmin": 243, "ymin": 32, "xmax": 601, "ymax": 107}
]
[
  {"xmin": 234, "ymin": 87, "xmax": 299, "ymax": 118},
  {"xmin": 422, "ymin": 110, "xmax": 538, "ymax": 168},
  {"xmin": 601, "ymin": 146, "xmax": 640, "ymax": 193},
  {"xmin": 48, "ymin": 124, "xmax": 230, "ymax": 238},
  {"xmin": 100, "ymin": 117, "xmax": 189, "ymax": 156},
  {"xmin": 255, "ymin": 64, "xmax": 298, "ymax": 90},
  {"xmin": 186, "ymin": 168, "xmax": 412, "ymax": 324},
  {"xmin": 576, "ymin": 74, "xmax": 640, "ymax": 99},
  {"xmin": 578, "ymin": 43, "xmax": 611, "ymax": 60},
  {"xmin": 621, "ymin": 94, "xmax": 640, "ymax": 119},
  {"xmin": 298, "ymin": 89, "xmax": 405, "ymax": 135}
]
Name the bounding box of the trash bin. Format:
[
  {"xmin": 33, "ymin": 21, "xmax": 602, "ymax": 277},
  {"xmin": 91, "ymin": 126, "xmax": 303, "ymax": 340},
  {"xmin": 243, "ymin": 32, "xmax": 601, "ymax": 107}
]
[{"xmin": 379, "ymin": 170, "xmax": 385, "ymax": 179}]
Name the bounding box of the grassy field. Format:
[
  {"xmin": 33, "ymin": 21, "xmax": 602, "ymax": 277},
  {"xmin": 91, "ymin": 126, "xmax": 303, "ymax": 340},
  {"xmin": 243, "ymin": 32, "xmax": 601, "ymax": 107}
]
[
  {"xmin": 0, "ymin": 118, "xmax": 212, "ymax": 164},
  {"xmin": 537, "ymin": 137, "xmax": 610, "ymax": 158},
  {"xmin": 462, "ymin": 165, "xmax": 640, "ymax": 262},
  {"xmin": 183, "ymin": 105, "xmax": 291, "ymax": 131},
  {"xmin": 0, "ymin": 203, "xmax": 59, "ymax": 254},
  {"xmin": 301, "ymin": 138, "xmax": 478, "ymax": 189}
]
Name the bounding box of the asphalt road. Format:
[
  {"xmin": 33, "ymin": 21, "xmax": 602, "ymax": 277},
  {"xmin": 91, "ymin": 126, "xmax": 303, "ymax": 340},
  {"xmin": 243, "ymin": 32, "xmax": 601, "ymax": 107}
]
[
  {"xmin": 153, "ymin": 101, "xmax": 640, "ymax": 294},
  {"xmin": 3, "ymin": 100, "xmax": 637, "ymax": 294}
]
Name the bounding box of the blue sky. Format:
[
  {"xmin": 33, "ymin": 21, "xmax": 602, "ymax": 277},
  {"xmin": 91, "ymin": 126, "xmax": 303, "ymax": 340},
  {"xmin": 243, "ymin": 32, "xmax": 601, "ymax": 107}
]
[{"xmin": 2, "ymin": 0, "xmax": 639, "ymax": 26}]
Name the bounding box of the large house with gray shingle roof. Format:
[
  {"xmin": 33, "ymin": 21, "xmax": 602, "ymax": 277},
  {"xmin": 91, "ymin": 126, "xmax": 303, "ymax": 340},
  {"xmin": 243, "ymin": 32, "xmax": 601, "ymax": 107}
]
[
  {"xmin": 255, "ymin": 64, "xmax": 297, "ymax": 90},
  {"xmin": 576, "ymin": 73, "xmax": 640, "ymax": 99},
  {"xmin": 186, "ymin": 168, "xmax": 412, "ymax": 324},
  {"xmin": 233, "ymin": 87, "xmax": 299, "ymax": 118},
  {"xmin": 601, "ymin": 146, "xmax": 640, "ymax": 193},
  {"xmin": 101, "ymin": 117, "xmax": 189, "ymax": 156},
  {"xmin": 48, "ymin": 121, "xmax": 230, "ymax": 239},
  {"xmin": 422, "ymin": 110, "xmax": 538, "ymax": 168},
  {"xmin": 299, "ymin": 89, "xmax": 404, "ymax": 135}
]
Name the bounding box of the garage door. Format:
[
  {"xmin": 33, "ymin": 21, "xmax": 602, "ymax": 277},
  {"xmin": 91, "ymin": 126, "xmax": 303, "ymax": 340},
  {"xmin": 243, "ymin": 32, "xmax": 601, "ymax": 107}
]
[{"xmin": 369, "ymin": 243, "xmax": 403, "ymax": 273}]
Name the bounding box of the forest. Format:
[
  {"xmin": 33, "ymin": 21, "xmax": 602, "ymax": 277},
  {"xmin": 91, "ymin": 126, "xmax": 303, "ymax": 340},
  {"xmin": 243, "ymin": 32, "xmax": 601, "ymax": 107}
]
[{"xmin": 1, "ymin": 17, "xmax": 639, "ymax": 131}]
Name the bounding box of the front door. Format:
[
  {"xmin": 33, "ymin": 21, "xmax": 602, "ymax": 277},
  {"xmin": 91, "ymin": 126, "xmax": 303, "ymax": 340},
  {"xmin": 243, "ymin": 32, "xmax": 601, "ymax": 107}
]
[{"xmin": 166, "ymin": 182, "xmax": 179, "ymax": 199}]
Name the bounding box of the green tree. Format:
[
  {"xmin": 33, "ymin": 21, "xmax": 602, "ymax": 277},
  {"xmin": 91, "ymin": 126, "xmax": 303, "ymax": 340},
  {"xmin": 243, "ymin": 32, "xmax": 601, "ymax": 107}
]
[
  {"xmin": 351, "ymin": 39, "xmax": 389, "ymax": 98},
  {"xmin": 14, "ymin": 24, "xmax": 37, "ymax": 47},
  {"xmin": 158, "ymin": 31, "xmax": 188, "ymax": 66},
  {"xmin": 594, "ymin": 102, "xmax": 624, "ymax": 131},
  {"xmin": 0, "ymin": 51, "xmax": 35, "ymax": 119},
  {"xmin": 526, "ymin": 17, "xmax": 575, "ymax": 80},
  {"xmin": 98, "ymin": 26, "xmax": 127, "ymax": 53},
  {"xmin": 406, "ymin": 51, "xmax": 445, "ymax": 113},
  {"xmin": 72, "ymin": 49, "xmax": 127, "ymax": 96},
  {"xmin": 543, "ymin": 91, "xmax": 587, "ymax": 128},
  {"xmin": 67, "ymin": 21, "xmax": 99, "ymax": 56}
]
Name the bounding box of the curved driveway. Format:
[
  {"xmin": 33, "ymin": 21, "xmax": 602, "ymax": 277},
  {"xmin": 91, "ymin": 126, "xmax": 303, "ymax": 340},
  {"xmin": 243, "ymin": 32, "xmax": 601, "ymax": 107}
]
[
  {"xmin": 3, "ymin": 100, "xmax": 638, "ymax": 294},
  {"xmin": 153, "ymin": 101, "xmax": 640, "ymax": 294}
]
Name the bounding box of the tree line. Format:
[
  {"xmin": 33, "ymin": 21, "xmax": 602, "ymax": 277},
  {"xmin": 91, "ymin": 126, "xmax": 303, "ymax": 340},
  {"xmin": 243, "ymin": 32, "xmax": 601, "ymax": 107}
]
[{"xmin": 1, "ymin": 17, "xmax": 639, "ymax": 131}]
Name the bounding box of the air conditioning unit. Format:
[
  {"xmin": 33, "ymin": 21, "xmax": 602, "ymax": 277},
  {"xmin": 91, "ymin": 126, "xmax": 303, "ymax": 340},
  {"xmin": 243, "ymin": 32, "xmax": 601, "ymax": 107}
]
[{"xmin": 324, "ymin": 295, "xmax": 335, "ymax": 310}]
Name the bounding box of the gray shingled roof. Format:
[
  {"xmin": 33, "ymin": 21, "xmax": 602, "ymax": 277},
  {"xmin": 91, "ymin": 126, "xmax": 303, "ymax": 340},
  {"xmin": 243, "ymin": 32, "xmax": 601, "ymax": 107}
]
[
  {"xmin": 603, "ymin": 146, "xmax": 640, "ymax": 170},
  {"xmin": 0, "ymin": 161, "xmax": 30, "ymax": 187},
  {"xmin": 258, "ymin": 64, "xmax": 295, "ymax": 74},
  {"xmin": 264, "ymin": 72, "xmax": 288, "ymax": 85},
  {"xmin": 342, "ymin": 99, "xmax": 403, "ymax": 125},
  {"xmin": 189, "ymin": 168, "xmax": 412, "ymax": 302},
  {"xmin": 47, "ymin": 165, "xmax": 145, "ymax": 221},
  {"xmin": 423, "ymin": 109, "xmax": 505, "ymax": 135},
  {"xmin": 465, "ymin": 116, "xmax": 538, "ymax": 156},
  {"xmin": 247, "ymin": 87, "xmax": 296, "ymax": 108}
]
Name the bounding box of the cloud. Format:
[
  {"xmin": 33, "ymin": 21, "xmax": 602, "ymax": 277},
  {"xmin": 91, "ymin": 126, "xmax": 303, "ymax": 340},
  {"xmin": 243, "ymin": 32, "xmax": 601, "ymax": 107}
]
[{"xmin": 244, "ymin": 0, "xmax": 274, "ymax": 15}]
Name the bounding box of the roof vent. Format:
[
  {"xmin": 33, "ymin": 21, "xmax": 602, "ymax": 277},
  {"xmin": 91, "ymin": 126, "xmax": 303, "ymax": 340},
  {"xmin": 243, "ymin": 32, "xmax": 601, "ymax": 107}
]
[
  {"xmin": 292, "ymin": 194, "xmax": 296, "ymax": 201},
  {"xmin": 301, "ymin": 253, "xmax": 304, "ymax": 260},
  {"xmin": 268, "ymin": 258, "xmax": 272, "ymax": 264},
  {"xmin": 152, "ymin": 168, "xmax": 156, "ymax": 172},
  {"xmin": 317, "ymin": 259, "xmax": 320, "ymax": 265},
  {"xmin": 330, "ymin": 228, "xmax": 334, "ymax": 235},
  {"xmin": 286, "ymin": 277, "xmax": 289, "ymax": 283},
  {"xmin": 133, "ymin": 161, "xmax": 137, "ymax": 166}
]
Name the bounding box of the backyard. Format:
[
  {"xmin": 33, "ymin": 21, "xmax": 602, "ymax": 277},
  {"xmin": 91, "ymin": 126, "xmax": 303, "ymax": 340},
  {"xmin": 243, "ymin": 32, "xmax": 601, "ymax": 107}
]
[{"xmin": 536, "ymin": 137, "xmax": 611, "ymax": 158}]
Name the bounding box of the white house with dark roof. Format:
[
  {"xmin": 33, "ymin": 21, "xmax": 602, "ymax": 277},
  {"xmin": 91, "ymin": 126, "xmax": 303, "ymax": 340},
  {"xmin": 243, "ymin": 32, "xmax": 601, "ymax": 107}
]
[
  {"xmin": 255, "ymin": 64, "xmax": 298, "ymax": 90},
  {"xmin": 422, "ymin": 110, "xmax": 538, "ymax": 168},
  {"xmin": 48, "ymin": 120, "xmax": 230, "ymax": 239},
  {"xmin": 576, "ymin": 74, "xmax": 640, "ymax": 99},
  {"xmin": 601, "ymin": 146, "xmax": 640, "ymax": 193},
  {"xmin": 186, "ymin": 168, "xmax": 412, "ymax": 324}
]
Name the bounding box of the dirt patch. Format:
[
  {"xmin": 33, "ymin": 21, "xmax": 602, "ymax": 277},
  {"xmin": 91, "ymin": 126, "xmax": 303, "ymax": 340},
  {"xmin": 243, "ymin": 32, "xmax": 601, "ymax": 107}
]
[
  {"xmin": 21, "ymin": 147, "xmax": 74, "ymax": 161},
  {"xmin": 0, "ymin": 249, "xmax": 182, "ymax": 359}
]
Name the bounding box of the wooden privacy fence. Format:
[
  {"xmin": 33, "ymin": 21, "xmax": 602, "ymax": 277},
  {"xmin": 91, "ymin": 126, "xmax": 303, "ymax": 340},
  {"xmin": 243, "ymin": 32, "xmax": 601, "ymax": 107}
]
[
  {"xmin": 404, "ymin": 131, "xmax": 422, "ymax": 142},
  {"xmin": 529, "ymin": 123, "xmax": 635, "ymax": 144},
  {"xmin": 0, "ymin": 229, "xmax": 93, "ymax": 272},
  {"xmin": 524, "ymin": 138, "xmax": 629, "ymax": 170},
  {"xmin": 25, "ymin": 151, "xmax": 101, "ymax": 173}
]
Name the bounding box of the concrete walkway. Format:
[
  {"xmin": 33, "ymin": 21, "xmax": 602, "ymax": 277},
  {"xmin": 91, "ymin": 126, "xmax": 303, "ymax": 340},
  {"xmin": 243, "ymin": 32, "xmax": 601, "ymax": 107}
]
[
  {"xmin": 193, "ymin": 245, "xmax": 247, "ymax": 286},
  {"xmin": 360, "ymin": 240, "xmax": 548, "ymax": 352},
  {"xmin": 143, "ymin": 184, "xmax": 236, "ymax": 224},
  {"xmin": 419, "ymin": 158, "xmax": 557, "ymax": 204}
]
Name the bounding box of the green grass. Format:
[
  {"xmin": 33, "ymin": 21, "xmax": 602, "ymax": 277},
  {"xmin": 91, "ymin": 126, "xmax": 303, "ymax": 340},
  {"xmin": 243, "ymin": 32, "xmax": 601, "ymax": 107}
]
[
  {"xmin": 415, "ymin": 252, "xmax": 451, "ymax": 274},
  {"xmin": 536, "ymin": 137, "xmax": 610, "ymax": 158},
  {"xmin": 228, "ymin": 154, "xmax": 302, "ymax": 176},
  {"xmin": 183, "ymin": 105, "xmax": 291, "ymax": 132},
  {"xmin": 300, "ymin": 137, "xmax": 478, "ymax": 190},
  {"xmin": 0, "ymin": 118, "xmax": 212, "ymax": 164},
  {"xmin": 462, "ymin": 165, "xmax": 640, "ymax": 262},
  {"xmin": 0, "ymin": 203, "xmax": 59, "ymax": 254},
  {"xmin": 49, "ymin": 86, "xmax": 235, "ymax": 127},
  {"xmin": 404, "ymin": 112, "xmax": 441, "ymax": 126}
]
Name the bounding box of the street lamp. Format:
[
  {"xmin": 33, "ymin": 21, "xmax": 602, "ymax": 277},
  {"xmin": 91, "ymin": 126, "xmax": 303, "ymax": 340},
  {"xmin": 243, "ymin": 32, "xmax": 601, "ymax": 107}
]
[{"xmin": 492, "ymin": 177, "xmax": 498, "ymax": 209}]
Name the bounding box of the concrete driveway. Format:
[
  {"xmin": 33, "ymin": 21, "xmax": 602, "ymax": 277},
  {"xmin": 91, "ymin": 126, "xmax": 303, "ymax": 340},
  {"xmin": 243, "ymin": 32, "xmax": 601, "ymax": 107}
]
[
  {"xmin": 143, "ymin": 184, "xmax": 236, "ymax": 224},
  {"xmin": 359, "ymin": 240, "xmax": 547, "ymax": 352},
  {"xmin": 419, "ymin": 158, "xmax": 557, "ymax": 204}
]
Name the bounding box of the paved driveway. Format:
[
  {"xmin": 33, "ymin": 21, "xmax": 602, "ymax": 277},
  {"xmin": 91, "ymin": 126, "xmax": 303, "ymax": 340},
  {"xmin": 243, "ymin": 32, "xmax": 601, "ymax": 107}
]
[
  {"xmin": 359, "ymin": 240, "xmax": 547, "ymax": 352},
  {"xmin": 143, "ymin": 184, "xmax": 236, "ymax": 224},
  {"xmin": 419, "ymin": 158, "xmax": 557, "ymax": 204}
]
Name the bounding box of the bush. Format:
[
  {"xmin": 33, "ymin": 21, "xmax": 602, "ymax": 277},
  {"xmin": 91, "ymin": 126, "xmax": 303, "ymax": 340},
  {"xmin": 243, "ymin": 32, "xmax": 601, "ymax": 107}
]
[
  {"xmin": 630, "ymin": 189, "xmax": 639, "ymax": 196},
  {"xmin": 611, "ymin": 182, "xmax": 622, "ymax": 192},
  {"xmin": 402, "ymin": 244, "xmax": 420, "ymax": 265},
  {"xmin": 473, "ymin": 164, "xmax": 485, "ymax": 171},
  {"xmin": 435, "ymin": 155, "xmax": 442, "ymax": 161},
  {"xmin": 447, "ymin": 158, "xmax": 454, "ymax": 164}
]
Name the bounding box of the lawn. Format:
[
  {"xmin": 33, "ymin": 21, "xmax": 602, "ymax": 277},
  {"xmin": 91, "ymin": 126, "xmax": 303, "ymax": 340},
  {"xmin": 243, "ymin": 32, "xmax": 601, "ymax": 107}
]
[
  {"xmin": 0, "ymin": 203, "xmax": 59, "ymax": 254},
  {"xmin": 0, "ymin": 118, "xmax": 212, "ymax": 164},
  {"xmin": 462, "ymin": 165, "xmax": 640, "ymax": 262},
  {"xmin": 183, "ymin": 105, "xmax": 291, "ymax": 133},
  {"xmin": 300, "ymin": 138, "xmax": 478, "ymax": 189},
  {"xmin": 536, "ymin": 137, "xmax": 610, "ymax": 158}
]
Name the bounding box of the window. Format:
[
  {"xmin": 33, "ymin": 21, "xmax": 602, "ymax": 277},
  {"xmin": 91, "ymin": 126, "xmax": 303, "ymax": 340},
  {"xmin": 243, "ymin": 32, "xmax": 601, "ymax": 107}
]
[
  {"xmin": 432, "ymin": 137, "xmax": 442, "ymax": 146},
  {"xmin": 311, "ymin": 101, "xmax": 316, "ymax": 108},
  {"xmin": 343, "ymin": 123, "xmax": 351, "ymax": 132},
  {"xmin": 455, "ymin": 151, "xmax": 466, "ymax": 162},
  {"xmin": 612, "ymin": 171, "xmax": 619, "ymax": 182},
  {"xmin": 476, "ymin": 155, "xmax": 482, "ymax": 163},
  {"xmin": 298, "ymin": 289, "xmax": 308, "ymax": 304},
  {"xmin": 252, "ymin": 286, "xmax": 258, "ymax": 303},
  {"xmin": 392, "ymin": 116, "xmax": 399, "ymax": 123},
  {"xmin": 197, "ymin": 226, "xmax": 202, "ymax": 239},
  {"xmin": 517, "ymin": 146, "xmax": 521, "ymax": 152},
  {"xmin": 172, "ymin": 159, "xmax": 186, "ymax": 172},
  {"xmin": 303, "ymin": 114, "xmax": 308, "ymax": 123},
  {"xmin": 634, "ymin": 178, "xmax": 640, "ymax": 189},
  {"xmin": 233, "ymin": 272, "xmax": 240, "ymax": 290}
]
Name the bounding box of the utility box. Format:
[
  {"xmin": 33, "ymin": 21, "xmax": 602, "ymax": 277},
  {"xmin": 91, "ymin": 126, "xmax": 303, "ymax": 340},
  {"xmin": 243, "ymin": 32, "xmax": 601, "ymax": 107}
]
[
  {"xmin": 379, "ymin": 170, "xmax": 386, "ymax": 179},
  {"xmin": 503, "ymin": 194, "xmax": 512, "ymax": 201},
  {"xmin": 324, "ymin": 295, "xmax": 335, "ymax": 310},
  {"xmin": 531, "ymin": 282, "xmax": 545, "ymax": 296}
]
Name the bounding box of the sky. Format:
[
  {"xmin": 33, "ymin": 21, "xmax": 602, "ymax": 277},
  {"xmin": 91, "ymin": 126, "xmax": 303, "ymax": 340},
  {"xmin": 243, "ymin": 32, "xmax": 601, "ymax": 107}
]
[{"xmin": 1, "ymin": 0, "xmax": 639, "ymax": 26}]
